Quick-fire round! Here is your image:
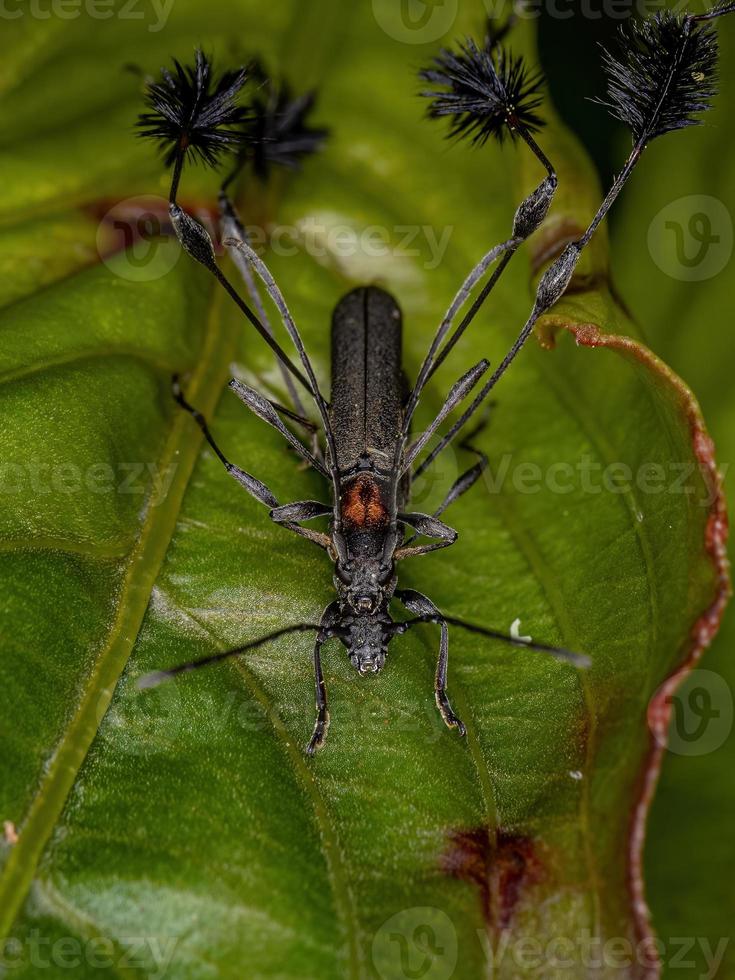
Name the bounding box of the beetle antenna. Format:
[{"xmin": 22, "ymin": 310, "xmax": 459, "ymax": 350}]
[
  {"xmin": 414, "ymin": 3, "xmax": 735, "ymax": 477},
  {"xmin": 420, "ymin": 38, "xmax": 545, "ymax": 149},
  {"xmin": 222, "ymin": 68, "xmax": 329, "ymax": 190},
  {"xmin": 223, "ymin": 235, "xmax": 342, "ymax": 497},
  {"xmin": 137, "ymin": 623, "xmax": 327, "ymax": 689},
  {"xmin": 395, "ymin": 615, "xmax": 590, "ymax": 669},
  {"xmin": 136, "ymin": 50, "xmax": 321, "ymax": 398},
  {"xmin": 217, "ymin": 72, "xmax": 329, "ymax": 420},
  {"xmin": 136, "ymin": 48, "xmax": 250, "ymax": 205},
  {"xmin": 581, "ymin": 4, "xmax": 730, "ymax": 247},
  {"xmin": 217, "ymin": 190, "xmax": 308, "ymax": 418},
  {"xmin": 408, "ymin": 38, "xmax": 557, "ymax": 427}
]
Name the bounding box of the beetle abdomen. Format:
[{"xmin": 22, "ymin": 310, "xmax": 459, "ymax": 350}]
[{"xmin": 330, "ymin": 286, "xmax": 403, "ymax": 474}]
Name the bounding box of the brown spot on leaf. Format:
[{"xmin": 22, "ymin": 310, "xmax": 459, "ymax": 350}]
[
  {"xmin": 440, "ymin": 827, "xmax": 544, "ymax": 931},
  {"xmin": 3, "ymin": 821, "xmax": 18, "ymax": 846}
]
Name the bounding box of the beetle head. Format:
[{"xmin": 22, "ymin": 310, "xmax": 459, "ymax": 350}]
[
  {"xmin": 346, "ymin": 615, "xmax": 389, "ymax": 675},
  {"xmin": 334, "ymin": 558, "xmax": 395, "ymax": 615}
]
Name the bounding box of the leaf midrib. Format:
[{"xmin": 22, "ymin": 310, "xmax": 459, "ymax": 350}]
[
  {"xmin": 0, "ymin": 0, "xmax": 351, "ymax": 946},
  {"xmin": 0, "ymin": 279, "xmax": 239, "ymax": 941},
  {"xmin": 0, "ymin": 345, "xmax": 182, "ymax": 387}
]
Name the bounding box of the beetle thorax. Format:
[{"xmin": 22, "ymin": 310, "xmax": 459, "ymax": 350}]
[{"xmin": 335, "ymin": 556, "xmax": 396, "ymax": 615}]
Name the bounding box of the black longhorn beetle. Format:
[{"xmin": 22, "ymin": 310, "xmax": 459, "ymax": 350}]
[{"xmin": 137, "ymin": 4, "xmax": 734, "ymax": 753}]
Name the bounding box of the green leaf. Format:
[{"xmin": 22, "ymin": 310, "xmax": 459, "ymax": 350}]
[
  {"xmin": 612, "ymin": 13, "xmax": 735, "ymax": 978},
  {"xmin": 0, "ymin": 4, "xmax": 727, "ymax": 978}
]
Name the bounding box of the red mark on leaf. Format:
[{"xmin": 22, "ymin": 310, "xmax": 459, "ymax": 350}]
[{"xmin": 440, "ymin": 827, "xmax": 545, "ymax": 930}]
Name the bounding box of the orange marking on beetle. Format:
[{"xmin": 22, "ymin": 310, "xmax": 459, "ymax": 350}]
[{"xmin": 341, "ymin": 475, "xmax": 389, "ymax": 529}]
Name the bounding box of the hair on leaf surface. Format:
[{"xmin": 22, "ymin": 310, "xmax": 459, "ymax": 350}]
[
  {"xmin": 419, "ymin": 38, "xmax": 545, "ymax": 145},
  {"xmin": 596, "ymin": 10, "xmax": 720, "ymax": 144},
  {"xmin": 136, "ymin": 48, "xmax": 251, "ymax": 169}
]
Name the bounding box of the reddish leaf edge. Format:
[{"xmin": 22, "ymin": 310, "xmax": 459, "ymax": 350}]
[{"xmin": 538, "ymin": 312, "xmax": 731, "ymax": 979}]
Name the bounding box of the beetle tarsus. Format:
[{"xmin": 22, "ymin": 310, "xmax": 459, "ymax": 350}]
[
  {"xmin": 306, "ymin": 709, "xmax": 330, "ymax": 755},
  {"xmin": 436, "ymin": 691, "xmax": 466, "ymax": 737}
]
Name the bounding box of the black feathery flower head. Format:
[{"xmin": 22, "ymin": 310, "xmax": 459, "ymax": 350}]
[
  {"xmin": 246, "ymin": 80, "xmax": 329, "ymax": 180},
  {"xmin": 419, "ymin": 39, "xmax": 545, "ymax": 145},
  {"xmin": 597, "ymin": 10, "xmax": 719, "ymax": 144},
  {"xmin": 137, "ymin": 49, "xmax": 250, "ymax": 168}
]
